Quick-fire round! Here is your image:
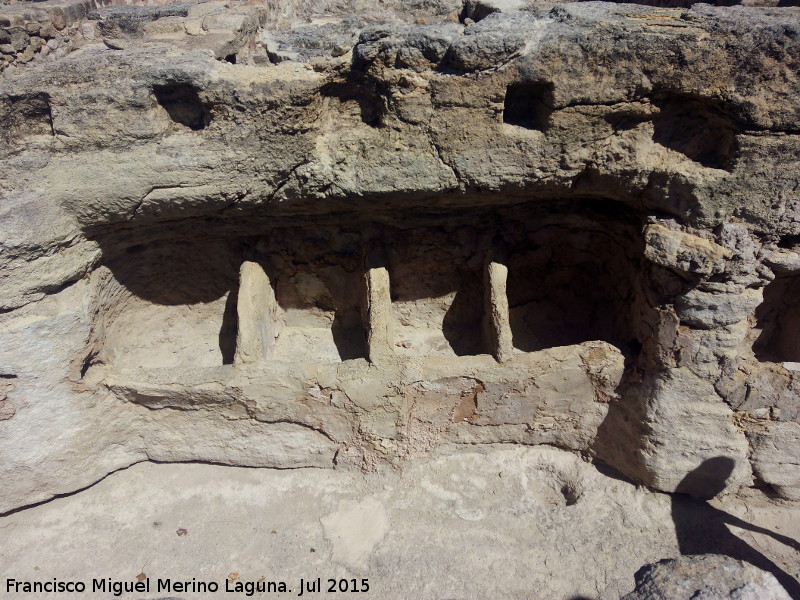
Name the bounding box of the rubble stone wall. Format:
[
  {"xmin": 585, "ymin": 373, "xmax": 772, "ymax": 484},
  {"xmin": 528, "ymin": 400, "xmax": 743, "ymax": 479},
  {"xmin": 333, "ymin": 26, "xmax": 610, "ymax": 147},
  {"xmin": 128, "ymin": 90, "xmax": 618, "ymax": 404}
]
[{"xmin": 1, "ymin": 0, "xmax": 799, "ymax": 514}]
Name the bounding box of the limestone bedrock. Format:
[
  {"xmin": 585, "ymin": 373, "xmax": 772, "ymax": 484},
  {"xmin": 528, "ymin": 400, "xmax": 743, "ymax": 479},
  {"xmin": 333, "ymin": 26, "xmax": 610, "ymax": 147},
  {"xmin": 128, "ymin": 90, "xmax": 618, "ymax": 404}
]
[
  {"xmin": 2, "ymin": 446, "xmax": 799, "ymax": 600},
  {"xmin": 0, "ymin": 0, "xmax": 799, "ymax": 514}
]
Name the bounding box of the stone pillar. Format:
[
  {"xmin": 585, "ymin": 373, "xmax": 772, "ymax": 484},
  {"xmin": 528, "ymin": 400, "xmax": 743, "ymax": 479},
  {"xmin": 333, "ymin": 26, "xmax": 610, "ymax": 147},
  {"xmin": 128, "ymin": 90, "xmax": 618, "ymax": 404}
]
[
  {"xmin": 484, "ymin": 245, "xmax": 513, "ymax": 363},
  {"xmin": 364, "ymin": 246, "xmax": 394, "ymax": 364},
  {"xmin": 234, "ymin": 260, "xmax": 278, "ymax": 364}
]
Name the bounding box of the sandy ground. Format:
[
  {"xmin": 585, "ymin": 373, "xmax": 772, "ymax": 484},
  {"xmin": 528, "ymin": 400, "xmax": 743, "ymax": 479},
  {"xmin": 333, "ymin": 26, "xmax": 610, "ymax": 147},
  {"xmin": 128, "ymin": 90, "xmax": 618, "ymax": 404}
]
[{"xmin": 1, "ymin": 445, "xmax": 799, "ymax": 600}]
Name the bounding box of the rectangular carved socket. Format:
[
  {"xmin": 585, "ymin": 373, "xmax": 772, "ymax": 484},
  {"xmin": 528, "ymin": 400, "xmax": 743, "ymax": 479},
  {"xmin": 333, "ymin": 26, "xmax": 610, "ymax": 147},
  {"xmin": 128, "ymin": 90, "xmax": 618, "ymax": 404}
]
[
  {"xmin": 503, "ymin": 82, "xmax": 554, "ymax": 131},
  {"xmin": 251, "ymin": 227, "xmax": 367, "ymax": 364},
  {"xmin": 3, "ymin": 92, "xmax": 54, "ymax": 142},
  {"xmin": 652, "ymin": 95, "xmax": 737, "ymax": 170},
  {"xmin": 153, "ymin": 83, "xmax": 211, "ymax": 131}
]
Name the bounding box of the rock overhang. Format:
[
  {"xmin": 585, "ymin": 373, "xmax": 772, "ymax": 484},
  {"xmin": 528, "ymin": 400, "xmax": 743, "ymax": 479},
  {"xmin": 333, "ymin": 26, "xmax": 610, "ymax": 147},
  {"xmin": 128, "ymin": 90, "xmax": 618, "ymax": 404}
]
[{"xmin": 2, "ymin": 5, "xmax": 797, "ymax": 237}]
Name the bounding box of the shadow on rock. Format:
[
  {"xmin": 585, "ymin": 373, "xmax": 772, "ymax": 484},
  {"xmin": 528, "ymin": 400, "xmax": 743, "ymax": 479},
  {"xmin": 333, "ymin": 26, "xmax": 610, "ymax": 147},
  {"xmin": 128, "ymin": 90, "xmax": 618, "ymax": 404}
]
[{"xmin": 672, "ymin": 457, "xmax": 800, "ymax": 599}]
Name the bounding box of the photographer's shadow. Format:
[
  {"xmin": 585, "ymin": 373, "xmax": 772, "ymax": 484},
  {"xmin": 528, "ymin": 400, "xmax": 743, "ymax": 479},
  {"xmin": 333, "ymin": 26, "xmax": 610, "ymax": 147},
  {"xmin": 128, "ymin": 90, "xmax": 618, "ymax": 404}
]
[{"xmin": 672, "ymin": 457, "xmax": 800, "ymax": 599}]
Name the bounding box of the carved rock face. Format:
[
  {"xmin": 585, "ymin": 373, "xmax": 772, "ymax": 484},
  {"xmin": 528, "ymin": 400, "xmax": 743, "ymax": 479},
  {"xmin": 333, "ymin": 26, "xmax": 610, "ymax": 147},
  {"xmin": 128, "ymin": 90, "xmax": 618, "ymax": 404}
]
[{"xmin": 0, "ymin": 0, "xmax": 799, "ymax": 512}]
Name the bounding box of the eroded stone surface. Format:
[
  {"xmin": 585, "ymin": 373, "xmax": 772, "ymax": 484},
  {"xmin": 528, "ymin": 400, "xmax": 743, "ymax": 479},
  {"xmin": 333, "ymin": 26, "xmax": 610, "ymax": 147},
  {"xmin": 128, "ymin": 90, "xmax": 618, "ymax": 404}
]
[
  {"xmin": 0, "ymin": 0, "xmax": 799, "ymax": 513},
  {"xmin": 1, "ymin": 446, "xmax": 799, "ymax": 599}
]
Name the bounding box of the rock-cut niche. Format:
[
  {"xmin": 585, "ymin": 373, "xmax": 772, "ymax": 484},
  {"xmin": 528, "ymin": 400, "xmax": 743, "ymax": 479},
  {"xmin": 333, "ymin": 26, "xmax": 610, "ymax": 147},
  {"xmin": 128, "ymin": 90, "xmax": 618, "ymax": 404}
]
[
  {"xmin": 87, "ymin": 239, "xmax": 242, "ymax": 370},
  {"xmin": 504, "ymin": 213, "xmax": 644, "ymax": 354},
  {"xmin": 651, "ymin": 95, "xmax": 738, "ymax": 170},
  {"xmin": 84, "ymin": 201, "xmax": 647, "ymax": 376},
  {"xmin": 503, "ymin": 82, "xmax": 554, "ymax": 131},
  {"xmin": 1, "ymin": 92, "xmax": 54, "ymax": 145}
]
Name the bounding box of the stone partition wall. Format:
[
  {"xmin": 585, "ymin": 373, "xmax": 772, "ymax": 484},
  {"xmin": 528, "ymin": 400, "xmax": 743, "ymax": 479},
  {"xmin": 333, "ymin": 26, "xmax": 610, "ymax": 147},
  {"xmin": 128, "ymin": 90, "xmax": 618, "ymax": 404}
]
[{"xmin": 0, "ymin": 0, "xmax": 799, "ymax": 513}]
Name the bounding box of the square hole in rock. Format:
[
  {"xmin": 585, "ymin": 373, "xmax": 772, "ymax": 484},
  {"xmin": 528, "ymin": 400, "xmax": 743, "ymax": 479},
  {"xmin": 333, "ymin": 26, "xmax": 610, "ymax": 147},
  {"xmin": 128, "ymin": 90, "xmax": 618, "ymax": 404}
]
[
  {"xmin": 256, "ymin": 227, "xmax": 367, "ymax": 363},
  {"xmin": 652, "ymin": 96, "xmax": 738, "ymax": 170},
  {"xmin": 503, "ymin": 82, "xmax": 554, "ymax": 131},
  {"xmin": 153, "ymin": 83, "xmax": 211, "ymax": 131},
  {"xmin": 387, "ymin": 225, "xmax": 486, "ymax": 358}
]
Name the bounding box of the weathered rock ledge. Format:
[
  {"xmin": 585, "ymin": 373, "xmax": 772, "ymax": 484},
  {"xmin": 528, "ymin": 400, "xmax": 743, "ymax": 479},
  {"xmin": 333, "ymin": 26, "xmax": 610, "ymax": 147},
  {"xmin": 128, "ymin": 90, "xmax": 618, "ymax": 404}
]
[{"xmin": 1, "ymin": 0, "xmax": 799, "ymax": 515}]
